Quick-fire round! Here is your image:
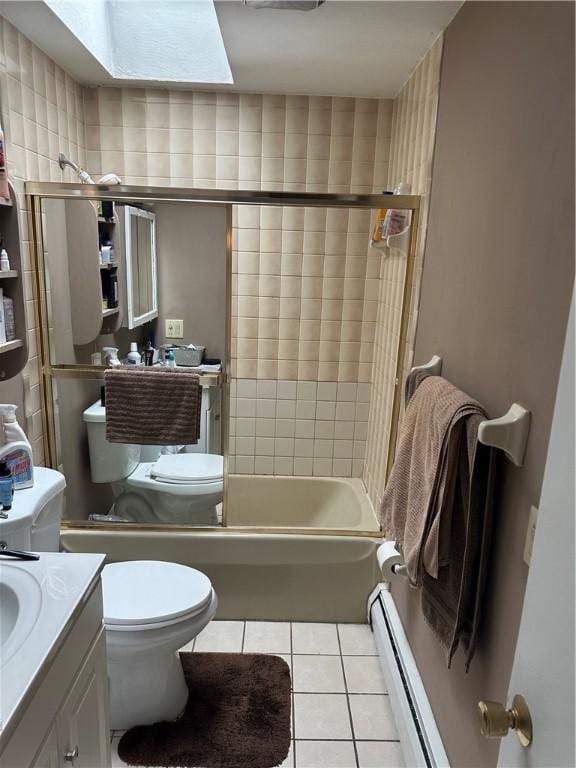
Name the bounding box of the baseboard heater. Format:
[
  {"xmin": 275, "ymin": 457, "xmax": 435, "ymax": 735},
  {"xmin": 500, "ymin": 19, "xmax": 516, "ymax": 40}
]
[{"xmin": 368, "ymin": 585, "xmax": 450, "ymax": 768}]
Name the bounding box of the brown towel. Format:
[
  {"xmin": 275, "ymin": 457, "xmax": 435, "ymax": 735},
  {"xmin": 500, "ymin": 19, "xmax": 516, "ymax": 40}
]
[
  {"xmin": 382, "ymin": 372, "xmax": 496, "ymax": 669},
  {"xmin": 104, "ymin": 367, "xmax": 201, "ymax": 445}
]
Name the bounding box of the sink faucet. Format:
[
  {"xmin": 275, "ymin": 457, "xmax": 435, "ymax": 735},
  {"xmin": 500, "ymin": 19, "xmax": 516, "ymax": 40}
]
[{"xmin": 0, "ymin": 543, "xmax": 40, "ymax": 561}]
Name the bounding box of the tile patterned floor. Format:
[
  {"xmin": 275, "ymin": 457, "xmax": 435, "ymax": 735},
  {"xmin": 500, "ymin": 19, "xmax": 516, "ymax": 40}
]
[{"xmin": 111, "ymin": 621, "xmax": 405, "ymax": 768}]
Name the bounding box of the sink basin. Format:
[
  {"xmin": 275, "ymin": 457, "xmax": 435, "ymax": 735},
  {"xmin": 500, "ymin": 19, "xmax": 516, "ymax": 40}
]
[{"xmin": 0, "ymin": 566, "xmax": 42, "ymax": 667}]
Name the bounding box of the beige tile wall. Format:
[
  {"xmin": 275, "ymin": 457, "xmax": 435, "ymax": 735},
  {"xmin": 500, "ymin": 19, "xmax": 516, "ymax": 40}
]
[
  {"xmin": 84, "ymin": 92, "xmax": 393, "ymax": 382},
  {"xmin": 364, "ymin": 36, "xmax": 443, "ymax": 508},
  {"xmin": 0, "ymin": 15, "xmax": 439, "ymax": 484},
  {"xmin": 0, "ymin": 17, "xmax": 86, "ymax": 464},
  {"xmin": 83, "ymin": 88, "xmax": 395, "ymax": 476},
  {"xmin": 229, "ymin": 378, "xmax": 371, "ymax": 476}
]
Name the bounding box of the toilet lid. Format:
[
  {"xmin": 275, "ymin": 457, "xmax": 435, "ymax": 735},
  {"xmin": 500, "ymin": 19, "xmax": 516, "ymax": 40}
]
[
  {"xmin": 102, "ymin": 561, "xmax": 213, "ymax": 626},
  {"xmin": 150, "ymin": 453, "xmax": 224, "ymax": 483}
]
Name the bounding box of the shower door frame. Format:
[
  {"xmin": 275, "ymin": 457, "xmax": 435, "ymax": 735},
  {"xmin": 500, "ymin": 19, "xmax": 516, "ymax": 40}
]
[{"xmin": 27, "ymin": 182, "xmax": 421, "ymax": 538}]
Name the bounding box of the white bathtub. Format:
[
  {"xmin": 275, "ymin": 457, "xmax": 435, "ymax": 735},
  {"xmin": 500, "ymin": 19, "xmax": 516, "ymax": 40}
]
[
  {"xmin": 61, "ymin": 475, "xmax": 382, "ymax": 622},
  {"xmin": 226, "ymin": 475, "xmax": 379, "ymax": 531}
]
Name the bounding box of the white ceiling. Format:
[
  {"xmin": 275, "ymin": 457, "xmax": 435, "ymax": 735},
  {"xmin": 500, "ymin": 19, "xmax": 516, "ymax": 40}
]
[
  {"xmin": 0, "ymin": 0, "xmax": 461, "ymax": 98},
  {"xmin": 215, "ymin": 0, "xmax": 460, "ymax": 97}
]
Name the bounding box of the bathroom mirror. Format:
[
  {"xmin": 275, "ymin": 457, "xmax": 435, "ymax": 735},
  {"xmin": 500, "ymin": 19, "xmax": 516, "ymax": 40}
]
[
  {"xmin": 38, "ymin": 195, "xmax": 229, "ymax": 528},
  {"xmin": 124, "ymin": 205, "xmax": 158, "ymax": 328}
]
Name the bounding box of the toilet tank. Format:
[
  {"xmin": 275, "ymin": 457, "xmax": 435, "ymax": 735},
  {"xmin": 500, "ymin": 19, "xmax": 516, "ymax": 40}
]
[
  {"xmin": 185, "ymin": 385, "xmax": 221, "ymax": 455},
  {"xmin": 0, "ymin": 467, "xmax": 66, "ymax": 552},
  {"xmin": 82, "ymin": 400, "xmax": 140, "ymax": 483}
]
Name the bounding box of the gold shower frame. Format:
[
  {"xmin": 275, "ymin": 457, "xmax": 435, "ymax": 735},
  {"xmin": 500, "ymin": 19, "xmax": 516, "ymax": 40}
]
[{"xmin": 26, "ymin": 182, "xmax": 420, "ymax": 539}]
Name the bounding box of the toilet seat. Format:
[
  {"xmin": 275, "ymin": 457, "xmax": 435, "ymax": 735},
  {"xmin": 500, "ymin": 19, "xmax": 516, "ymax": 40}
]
[
  {"xmin": 102, "ymin": 561, "xmax": 213, "ymax": 630},
  {"xmin": 125, "ymin": 454, "xmax": 224, "ymax": 498},
  {"xmin": 151, "ymin": 453, "xmax": 223, "ymax": 484}
]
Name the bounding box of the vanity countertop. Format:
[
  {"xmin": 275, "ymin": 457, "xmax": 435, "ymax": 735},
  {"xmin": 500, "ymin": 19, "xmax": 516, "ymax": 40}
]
[{"xmin": 0, "ymin": 552, "xmax": 105, "ymax": 747}]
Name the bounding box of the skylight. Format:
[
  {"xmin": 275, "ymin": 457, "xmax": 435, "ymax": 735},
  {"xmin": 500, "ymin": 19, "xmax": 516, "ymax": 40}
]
[{"xmin": 44, "ymin": 0, "xmax": 233, "ymax": 84}]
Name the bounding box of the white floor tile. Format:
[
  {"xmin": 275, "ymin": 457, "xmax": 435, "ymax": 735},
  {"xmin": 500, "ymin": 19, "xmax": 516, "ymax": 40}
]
[
  {"xmin": 356, "ymin": 740, "xmax": 405, "ymax": 767},
  {"xmin": 343, "ymin": 656, "xmax": 387, "ymax": 694},
  {"xmin": 294, "ymin": 694, "xmax": 352, "ymax": 740},
  {"xmin": 349, "ymin": 695, "xmax": 399, "ymax": 741},
  {"xmin": 338, "ymin": 623, "xmax": 378, "ymax": 656},
  {"xmin": 292, "ymin": 623, "xmax": 340, "ymax": 654},
  {"xmin": 292, "ymin": 655, "xmax": 346, "ymax": 693},
  {"xmin": 295, "ymin": 740, "xmax": 356, "ymax": 767},
  {"xmin": 194, "ymin": 620, "xmax": 245, "ymax": 652},
  {"xmin": 243, "ymin": 621, "xmax": 291, "ymax": 653}
]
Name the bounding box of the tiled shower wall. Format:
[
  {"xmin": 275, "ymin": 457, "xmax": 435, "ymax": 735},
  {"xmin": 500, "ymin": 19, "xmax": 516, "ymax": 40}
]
[
  {"xmin": 0, "ymin": 17, "xmax": 87, "ymax": 464},
  {"xmin": 83, "ymin": 91, "xmax": 393, "ymax": 379},
  {"xmin": 364, "ymin": 37, "xmax": 443, "ymax": 507},
  {"xmin": 0, "ymin": 13, "xmax": 441, "ymax": 486},
  {"xmin": 229, "ymin": 378, "xmax": 370, "ymax": 476},
  {"xmin": 84, "ymin": 89, "xmax": 394, "ymax": 477}
]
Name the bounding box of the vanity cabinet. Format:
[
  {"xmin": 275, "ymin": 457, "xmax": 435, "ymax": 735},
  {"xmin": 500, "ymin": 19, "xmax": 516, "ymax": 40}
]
[
  {"xmin": 31, "ymin": 633, "xmax": 109, "ymax": 768},
  {"xmin": 56, "ymin": 634, "xmax": 109, "ymax": 768},
  {"xmin": 1, "ymin": 583, "xmax": 111, "ymax": 768}
]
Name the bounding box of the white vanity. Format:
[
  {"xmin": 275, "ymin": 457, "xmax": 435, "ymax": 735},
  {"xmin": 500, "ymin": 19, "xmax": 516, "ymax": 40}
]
[{"xmin": 0, "ymin": 553, "xmax": 110, "ymax": 768}]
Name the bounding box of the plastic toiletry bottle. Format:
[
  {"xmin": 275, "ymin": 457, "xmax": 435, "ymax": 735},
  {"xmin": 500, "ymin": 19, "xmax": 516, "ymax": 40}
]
[
  {"xmin": 143, "ymin": 340, "xmax": 155, "ymax": 366},
  {"xmin": 0, "ymin": 405, "xmax": 34, "ymax": 489},
  {"xmin": 3, "ymin": 296, "xmax": 14, "ymax": 341},
  {"xmin": 0, "ymin": 239, "xmax": 10, "ymax": 271},
  {"xmin": 166, "ymin": 349, "xmax": 176, "ymax": 368},
  {"xmin": 101, "ymin": 236, "xmax": 114, "ymax": 264},
  {"xmin": 107, "ymin": 270, "xmax": 119, "ymax": 308},
  {"xmin": 102, "ymin": 347, "xmax": 120, "ymax": 367},
  {"xmin": 127, "ymin": 342, "xmax": 142, "ymax": 365},
  {"xmin": 0, "ymin": 461, "xmax": 13, "ymax": 510}
]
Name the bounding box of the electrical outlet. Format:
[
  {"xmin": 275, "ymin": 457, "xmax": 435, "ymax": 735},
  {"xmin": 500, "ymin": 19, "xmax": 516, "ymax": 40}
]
[
  {"xmin": 165, "ymin": 319, "xmax": 184, "ymax": 339},
  {"xmin": 523, "ymin": 505, "xmax": 539, "ymax": 566}
]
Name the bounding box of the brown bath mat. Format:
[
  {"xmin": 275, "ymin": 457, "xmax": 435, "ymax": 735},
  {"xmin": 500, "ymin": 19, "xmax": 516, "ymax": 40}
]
[{"xmin": 118, "ymin": 653, "xmax": 292, "ymax": 768}]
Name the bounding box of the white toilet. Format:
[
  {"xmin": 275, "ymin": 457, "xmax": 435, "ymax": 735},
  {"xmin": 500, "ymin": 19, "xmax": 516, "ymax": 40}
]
[
  {"xmin": 102, "ymin": 560, "xmax": 217, "ymax": 729},
  {"xmin": 1, "ymin": 467, "xmax": 218, "ymax": 730},
  {"xmin": 82, "ymin": 393, "xmax": 223, "ymax": 525}
]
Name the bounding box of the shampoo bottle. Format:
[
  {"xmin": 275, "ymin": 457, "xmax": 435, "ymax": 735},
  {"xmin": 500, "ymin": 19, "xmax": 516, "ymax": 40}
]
[{"xmin": 0, "ymin": 404, "xmax": 33, "ymax": 489}]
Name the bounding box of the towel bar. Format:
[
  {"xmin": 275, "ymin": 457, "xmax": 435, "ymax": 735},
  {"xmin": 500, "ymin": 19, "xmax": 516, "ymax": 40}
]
[
  {"xmin": 410, "ymin": 356, "xmax": 531, "ymax": 466},
  {"xmin": 410, "ymin": 355, "xmax": 443, "ymax": 376},
  {"xmin": 477, "ymin": 403, "xmax": 531, "ymax": 467}
]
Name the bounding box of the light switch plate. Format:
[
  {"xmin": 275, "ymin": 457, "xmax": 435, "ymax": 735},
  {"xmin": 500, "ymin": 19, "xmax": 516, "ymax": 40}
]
[
  {"xmin": 523, "ymin": 505, "xmax": 539, "ymax": 566},
  {"xmin": 165, "ymin": 319, "xmax": 184, "ymax": 338}
]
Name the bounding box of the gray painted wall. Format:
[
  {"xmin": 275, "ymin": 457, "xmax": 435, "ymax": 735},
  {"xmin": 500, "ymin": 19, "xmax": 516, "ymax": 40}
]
[
  {"xmin": 155, "ymin": 202, "xmax": 228, "ymax": 362},
  {"xmin": 391, "ymin": 3, "xmax": 575, "ymax": 766}
]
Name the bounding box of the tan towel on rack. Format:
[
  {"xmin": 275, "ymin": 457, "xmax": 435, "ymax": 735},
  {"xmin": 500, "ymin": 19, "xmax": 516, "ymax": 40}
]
[
  {"xmin": 381, "ymin": 372, "xmax": 496, "ymax": 669},
  {"xmin": 104, "ymin": 367, "xmax": 201, "ymax": 445}
]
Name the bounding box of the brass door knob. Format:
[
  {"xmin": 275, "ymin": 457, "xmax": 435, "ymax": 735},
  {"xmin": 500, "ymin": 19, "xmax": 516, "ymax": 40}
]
[{"xmin": 477, "ymin": 695, "xmax": 532, "ymax": 747}]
